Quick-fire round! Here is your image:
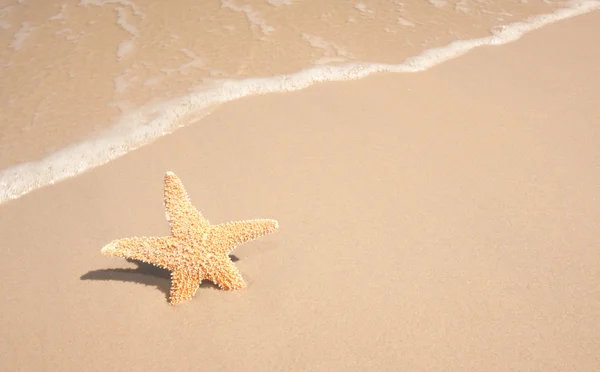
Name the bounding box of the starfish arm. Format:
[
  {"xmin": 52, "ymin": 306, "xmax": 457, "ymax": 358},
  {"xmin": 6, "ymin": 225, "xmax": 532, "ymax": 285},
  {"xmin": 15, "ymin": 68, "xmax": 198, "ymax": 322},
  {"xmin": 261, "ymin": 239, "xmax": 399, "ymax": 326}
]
[
  {"xmin": 101, "ymin": 237, "xmax": 175, "ymax": 270},
  {"xmin": 163, "ymin": 172, "xmax": 210, "ymax": 237},
  {"xmin": 169, "ymin": 269, "xmax": 202, "ymax": 305},
  {"xmin": 208, "ymin": 259, "xmax": 247, "ymax": 291},
  {"xmin": 212, "ymin": 219, "xmax": 279, "ymax": 254}
]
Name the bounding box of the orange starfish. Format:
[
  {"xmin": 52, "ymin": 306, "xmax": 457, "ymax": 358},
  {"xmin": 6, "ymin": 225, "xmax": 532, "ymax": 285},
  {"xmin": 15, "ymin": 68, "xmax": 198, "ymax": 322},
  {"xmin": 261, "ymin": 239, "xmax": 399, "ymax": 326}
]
[{"xmin": 101, "ymin": 171, "xmax": 278, "ymax": 305}]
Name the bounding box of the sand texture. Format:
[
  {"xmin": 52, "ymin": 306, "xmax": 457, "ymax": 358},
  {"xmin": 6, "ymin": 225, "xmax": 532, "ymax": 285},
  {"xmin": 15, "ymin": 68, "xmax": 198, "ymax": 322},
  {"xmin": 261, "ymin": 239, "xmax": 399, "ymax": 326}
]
[
  {"xmin": 1, "ymin": 12, "xmax": 600, "ymax": 372},
  {"xmin": 0, "ymin": 0, "xmax": 564, "ymax": 170}
]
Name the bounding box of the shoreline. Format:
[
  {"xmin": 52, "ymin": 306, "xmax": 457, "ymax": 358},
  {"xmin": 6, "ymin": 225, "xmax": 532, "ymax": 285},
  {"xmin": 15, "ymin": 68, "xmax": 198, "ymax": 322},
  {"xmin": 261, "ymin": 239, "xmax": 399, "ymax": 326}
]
[
  {"xmin": 1, "ymin": 10, "xmax": 600, "ymax": 372},
  {"xmin": 1, "ymin": 0, "xmax": 569, "ymax": 173},
  {"xmin": 2, "ymin": 2, "xmax": 600, "ymax": 203}
]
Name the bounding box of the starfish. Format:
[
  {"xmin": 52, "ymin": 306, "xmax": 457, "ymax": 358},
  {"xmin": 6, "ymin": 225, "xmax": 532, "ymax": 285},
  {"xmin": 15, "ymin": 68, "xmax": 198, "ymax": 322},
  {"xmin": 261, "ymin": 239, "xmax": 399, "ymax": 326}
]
[{"xmin": 101, "ymin": 171, "xmax": 279, "ymax": 305}]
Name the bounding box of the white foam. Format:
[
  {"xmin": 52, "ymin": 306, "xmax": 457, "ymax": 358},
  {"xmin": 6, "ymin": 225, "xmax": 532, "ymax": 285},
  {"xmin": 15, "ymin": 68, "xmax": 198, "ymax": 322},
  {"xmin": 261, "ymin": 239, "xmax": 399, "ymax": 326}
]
[
  {"xmin": 115, "ymin": 6, "xmax": 137, "ymax": 36},
  {"xmin": 302, "ymin": 33, "xmax": 350, "ymax": 58},
  {"xmin": 160, "ymin": 49, "xmax": 203, "ymax": 75},
  {"xmin": 314, "ymin": 56, "xmax": 348, "ymax": 65},
  {"xmin": 49, "ymin": 4, "xmax": 67, "ymax": 20},
  {"xmin": 117, "ymin": 39, "xmax": 135, "ymax": 60},
  {"xmin": 267, "ymin": 0, "xmax": 293, "ymax": 6},
  {"xmin": 55, "ymin": 28, "xmax": 72, "ymax": 35},
  {"xmin": 79, "ymin": 0, "xmax": 143, "ymax": 16},
  {"xmin": 301, "ymin": 33, "xmax": 331, "ymax": 50},
  {"xmin": 114, "ymin": 74, "xmax": 131, "ymax": 94},
  {"xmin": 354, "ymin": 3, "xmax": 374, "ymax": 14},
  {"xmin": 1, "ymin": 4, "xmax": 14, "ymax": 30},
  {"xmin": 115, "ymin": 6, "xmax": 137, "ymax": 60},
  {"xmin": 1, "ymin": 4, "xmax": 14, "ymax": 12},
  {"xmin": 55, "ymin": 28, "xmax": 79, "ymax": 42},
  {"xmin": 10, "ymin": 22, "xmax": 35, "ymax": 51},
  {"xmin": 221, "ymin": 0, "xmax": 274, "ymax": 37},
  {"xmin": 455, "ymin": 0, "xmax": 470, "ymax": 13},
  {"xmin": 78, "ymin": 2, "xmax": 142, "ymax": 60},
  {"xmin": 428, "ymin": 0, "xmax": 448, "ymax": 8},
  {"xmin": 143, "ymin": 76, "xmax": 163, "ymax": 87},
  {"xmin": 1, "ymin": 1, "xmax": 599, "ymax": 204},
  {"xmin": 397, "ymin": 17, "xmax": 415, "ymax": 27}
]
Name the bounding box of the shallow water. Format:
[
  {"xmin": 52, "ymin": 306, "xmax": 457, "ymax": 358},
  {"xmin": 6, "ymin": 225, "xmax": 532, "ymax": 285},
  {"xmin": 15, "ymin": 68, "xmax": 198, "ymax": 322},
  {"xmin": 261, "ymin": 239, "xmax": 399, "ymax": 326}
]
[{"xmin": 1, "ymin": 0, "xmax": 599, "ymax": 202}]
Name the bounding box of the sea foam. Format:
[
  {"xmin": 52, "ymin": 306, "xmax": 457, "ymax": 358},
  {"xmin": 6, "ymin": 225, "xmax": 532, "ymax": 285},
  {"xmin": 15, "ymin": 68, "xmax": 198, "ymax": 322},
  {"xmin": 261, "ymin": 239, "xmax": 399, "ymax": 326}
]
[{"xmin": 1, "ymin": 0, "xmax": 599, "ymax": 204}]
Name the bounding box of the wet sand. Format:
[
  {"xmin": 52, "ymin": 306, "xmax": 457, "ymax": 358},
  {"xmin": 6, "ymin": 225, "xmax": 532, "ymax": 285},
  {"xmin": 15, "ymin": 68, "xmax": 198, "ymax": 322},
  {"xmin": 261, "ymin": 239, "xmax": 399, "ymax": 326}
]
[
  {"xmin": 1, "ymin": 11, "xmax": 599, "ymax": 372},
  {"xmin": 0, "ymin": 0, "xmax": 566, "ymax": 170}
]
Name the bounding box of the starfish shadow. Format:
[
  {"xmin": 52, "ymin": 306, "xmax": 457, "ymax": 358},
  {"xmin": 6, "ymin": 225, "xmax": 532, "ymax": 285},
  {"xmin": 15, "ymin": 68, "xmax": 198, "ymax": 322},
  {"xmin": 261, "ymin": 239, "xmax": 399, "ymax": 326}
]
[{"xmin": 82, "ymin": 256, "xmax": 240, "ymax": 301}]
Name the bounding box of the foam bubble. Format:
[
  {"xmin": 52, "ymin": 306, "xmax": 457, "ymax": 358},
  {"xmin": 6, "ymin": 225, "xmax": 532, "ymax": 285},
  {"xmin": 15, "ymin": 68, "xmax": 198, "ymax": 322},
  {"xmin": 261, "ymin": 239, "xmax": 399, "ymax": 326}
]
[{"xmin": 1, "ymin": 0, "xmax": 599, "ymax": 204}]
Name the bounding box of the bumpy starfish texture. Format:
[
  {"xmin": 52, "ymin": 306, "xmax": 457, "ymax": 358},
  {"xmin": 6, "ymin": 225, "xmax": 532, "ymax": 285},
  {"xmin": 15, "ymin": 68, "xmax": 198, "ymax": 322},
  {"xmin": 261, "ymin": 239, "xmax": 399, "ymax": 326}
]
[{"xmin": 101, "ymin": 171, "xmax": 278, "ymax": 305}]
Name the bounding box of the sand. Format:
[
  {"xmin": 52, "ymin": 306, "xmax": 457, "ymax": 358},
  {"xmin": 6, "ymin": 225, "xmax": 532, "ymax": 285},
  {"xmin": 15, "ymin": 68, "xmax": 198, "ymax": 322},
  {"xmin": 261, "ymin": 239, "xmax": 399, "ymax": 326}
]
[
  {"xmin": 0, "ymin": 0, "xmax": 565, "ymax": 171},
  {"xmin": 1, "ymin": 11, "xmax": 600, "ymax": 372}
]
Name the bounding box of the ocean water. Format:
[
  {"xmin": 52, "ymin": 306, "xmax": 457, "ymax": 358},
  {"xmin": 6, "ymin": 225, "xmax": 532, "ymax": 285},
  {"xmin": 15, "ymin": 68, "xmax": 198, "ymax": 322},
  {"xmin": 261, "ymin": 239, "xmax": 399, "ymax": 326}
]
[{"xmin": 1, "ymin": 0, "xmax": 599, "ymax": 203}]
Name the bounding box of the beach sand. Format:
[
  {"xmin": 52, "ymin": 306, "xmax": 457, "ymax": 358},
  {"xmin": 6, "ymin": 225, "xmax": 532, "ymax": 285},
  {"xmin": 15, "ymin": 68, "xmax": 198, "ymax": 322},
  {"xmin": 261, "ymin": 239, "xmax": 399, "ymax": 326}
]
[{"xmin": 1, "ymin": 11, "xmax": 600, "ymax": 372}]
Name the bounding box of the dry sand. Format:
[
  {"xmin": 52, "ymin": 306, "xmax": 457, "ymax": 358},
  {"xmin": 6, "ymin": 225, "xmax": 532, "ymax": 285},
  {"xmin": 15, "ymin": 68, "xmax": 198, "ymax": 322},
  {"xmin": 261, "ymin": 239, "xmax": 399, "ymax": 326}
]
[{"xmin": 1, "ymin": 11, "xmax": 600, "ymax": 372}]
